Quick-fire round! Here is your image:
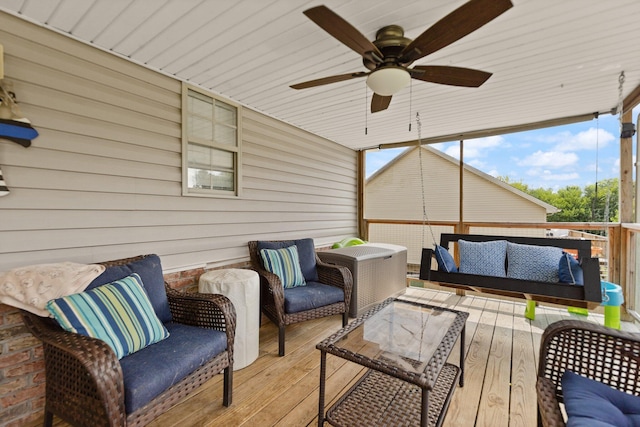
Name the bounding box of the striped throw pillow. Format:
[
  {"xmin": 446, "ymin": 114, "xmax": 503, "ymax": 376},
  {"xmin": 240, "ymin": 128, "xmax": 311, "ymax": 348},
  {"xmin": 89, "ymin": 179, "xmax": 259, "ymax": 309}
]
[
  {"xmin": 259, "ymin": 245, "xmax": 307, "ymax": 288},
  {"xmin": 46, "ymin": 273, "xmax": 169, "ymax": 359}
]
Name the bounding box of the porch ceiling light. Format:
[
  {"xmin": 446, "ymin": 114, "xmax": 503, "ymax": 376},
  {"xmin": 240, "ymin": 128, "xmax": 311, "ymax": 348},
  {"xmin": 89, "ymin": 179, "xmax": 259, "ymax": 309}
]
[{"xmin": 366, "ymin": 66, "xmax": 410, "ymax": 96}]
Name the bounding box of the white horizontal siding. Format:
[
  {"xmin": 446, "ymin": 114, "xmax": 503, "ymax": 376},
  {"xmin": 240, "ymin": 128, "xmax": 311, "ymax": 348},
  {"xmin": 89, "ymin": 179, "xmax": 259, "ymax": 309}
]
[{"xmin": 0, "ymin": 12, "xmax": 357, "ymax": 271}]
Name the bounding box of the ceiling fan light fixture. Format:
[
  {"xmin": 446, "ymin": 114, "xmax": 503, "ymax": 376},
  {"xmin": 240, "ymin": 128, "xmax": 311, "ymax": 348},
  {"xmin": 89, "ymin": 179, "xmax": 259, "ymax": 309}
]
[{"xmin": 366, "ymin": 67, "xmax": 410, "ymax": 96}]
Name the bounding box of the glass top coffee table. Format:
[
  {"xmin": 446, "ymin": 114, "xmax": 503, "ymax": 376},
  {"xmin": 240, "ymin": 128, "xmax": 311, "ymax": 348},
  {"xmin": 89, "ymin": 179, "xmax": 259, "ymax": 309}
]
[{"xmin": 316, "ymin": 297, "xmax": 469, "ymax": 427}]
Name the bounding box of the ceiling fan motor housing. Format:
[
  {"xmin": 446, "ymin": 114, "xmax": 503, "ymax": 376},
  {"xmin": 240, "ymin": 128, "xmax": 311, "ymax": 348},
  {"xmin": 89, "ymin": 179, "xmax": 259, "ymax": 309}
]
[{"xmin": 363, "ymin": 25, "xmax": 412, "ymax": 70}]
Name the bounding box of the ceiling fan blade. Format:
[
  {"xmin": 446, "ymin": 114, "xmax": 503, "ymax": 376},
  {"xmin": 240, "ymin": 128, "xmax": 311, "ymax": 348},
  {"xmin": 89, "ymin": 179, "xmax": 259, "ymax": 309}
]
[
  {"xmin": 290, "ymin": 71, "xmax": 367, "ymax": 90},
  {"xmin": 304, "ymin": 5, "xmax": 383, "ymax": 61},
  {"xmin": 400, "ymin": 0, "xmax": 513, "ymax": 63},
  {"xmin": 371, "ymin": 93, "xmax": 392, "ymax": 113},
  {"xmin": 411, "ymin": 65, "xmax": 491, "ymax": 87}
]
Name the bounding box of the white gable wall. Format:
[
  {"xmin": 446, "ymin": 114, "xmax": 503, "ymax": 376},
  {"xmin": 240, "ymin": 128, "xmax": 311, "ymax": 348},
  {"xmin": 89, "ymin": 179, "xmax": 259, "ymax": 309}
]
[
  {"xmin": 366, "ymin": 147, "xmax": 549, "ymax": 263},
  {"xmin": 366, "ymin": 147, "xmax": 547, "ymax": 222},
  {"xmin": 0, "ymin": 12, "xmax": 358, "ymax": 272}
]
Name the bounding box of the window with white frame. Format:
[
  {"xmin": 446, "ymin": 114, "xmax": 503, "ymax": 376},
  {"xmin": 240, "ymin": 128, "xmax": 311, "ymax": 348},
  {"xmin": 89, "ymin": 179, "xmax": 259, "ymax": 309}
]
[{"xmin": 182, "ymin": 84, "xmax": 241, "ymax": 196}]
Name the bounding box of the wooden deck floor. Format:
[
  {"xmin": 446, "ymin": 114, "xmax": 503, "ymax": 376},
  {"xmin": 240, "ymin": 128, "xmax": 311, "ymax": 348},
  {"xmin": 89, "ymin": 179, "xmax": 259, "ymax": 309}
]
[{"xmin": 46, "ymin": 286, "xmax": 637, "ymax": 427}]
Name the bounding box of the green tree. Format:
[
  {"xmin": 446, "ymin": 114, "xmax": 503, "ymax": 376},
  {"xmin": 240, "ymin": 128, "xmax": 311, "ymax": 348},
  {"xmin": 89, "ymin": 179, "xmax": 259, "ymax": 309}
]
[
  {"xmin": 502, "ymin": 177, "xmax": 620, "ymax": 223},
  {"xmin": 584, "ymin": 178, "xmax": 619, "ymax": 222},
  {"xmin": 547, "ymin": 186, "xmax": 590, "ymax": 222}
]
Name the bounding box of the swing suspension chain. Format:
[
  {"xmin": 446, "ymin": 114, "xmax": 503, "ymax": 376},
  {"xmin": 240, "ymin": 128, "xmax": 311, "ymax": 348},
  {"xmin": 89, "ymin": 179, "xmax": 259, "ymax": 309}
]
[
  {"xmin": 416, "ymin": 112, "xmax": 437, "ymax": 247},
  {"xmin": 618, "ymin": 71, "xmax": 625, "ymax": 128}
]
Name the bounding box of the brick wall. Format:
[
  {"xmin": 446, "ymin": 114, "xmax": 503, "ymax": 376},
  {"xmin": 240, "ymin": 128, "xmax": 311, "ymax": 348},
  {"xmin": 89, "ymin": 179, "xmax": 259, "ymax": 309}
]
[
  {"xmin": 0, "ymin": 261, "xmax": 251, "ymax": 426},
  {"xmin": 0, "ymin": 304, "xmax": 46, "ymax": 427}
]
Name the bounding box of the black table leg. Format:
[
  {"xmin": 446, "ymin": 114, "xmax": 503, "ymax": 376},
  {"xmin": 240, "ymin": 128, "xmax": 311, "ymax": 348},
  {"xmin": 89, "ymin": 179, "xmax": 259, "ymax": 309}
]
[{"xmin": 459, "ymin": 323, "xmax": 466, "ymax": 387}]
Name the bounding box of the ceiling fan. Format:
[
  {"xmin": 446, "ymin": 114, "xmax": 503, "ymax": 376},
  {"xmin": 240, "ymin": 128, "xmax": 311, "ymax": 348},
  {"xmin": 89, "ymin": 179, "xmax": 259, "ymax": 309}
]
[{"xmin": 290, "ymin": 0, "xmax": 513, "ymax": 113}]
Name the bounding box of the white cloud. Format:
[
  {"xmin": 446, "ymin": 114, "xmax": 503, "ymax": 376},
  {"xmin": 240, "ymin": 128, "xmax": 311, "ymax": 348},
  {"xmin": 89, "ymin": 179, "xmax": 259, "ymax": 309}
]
[
  {"xmin": 444, "ymin": 145, "xmax": 460, "ymax": 158},
  {"xmin": 554, "ymin": 127, "xmax": 615, "ymax": 151},
  {"xmin": 438, "ymin": 136, "xmax": 504, "ymax": 160},
  {"xmin": 532, "ymin": 130, "xmax": 573, "ymax": 145},
  {"xmin": 463, "ymin": 135, "xmax": 504, "ymax": 158},
  {"xmin": 518, "ymin": 150, "xmax": 579, "ymax": 169},
  {"xmin": 468, "ymin": 159, "xmax": 487, "ymax": 169},
  {"xmin": 539, "ymin": 171, "xmax": 581, "ymax": 181},
  {"xmin": 573, "ymin": 128, "xmax": 607, "ymax": 150},
  {"xmin": 365, "ymin": 148, "xmax": 406, "ymax": 177},
  {"xmin": 523, "ymin": 169, "xmax": 580, "ymax": 190},
  {"xmin": 527, "ymin": 127, "xmax": 614, "ymax": 151}
]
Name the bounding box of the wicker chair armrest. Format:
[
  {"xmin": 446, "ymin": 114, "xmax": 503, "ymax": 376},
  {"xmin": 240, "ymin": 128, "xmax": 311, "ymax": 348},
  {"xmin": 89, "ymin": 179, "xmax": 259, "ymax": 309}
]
[
  {"xmin": 315, "ymin": 257, "xmax": 353, "ymax": 309},
  {"xmin": 21, "ymin": 312, "xmax": 126, "ymax": 426},
  {"xmin": 253, "ymin": 265, "xmax": 285, "ymax": 299},
  {"xmin": 536, "ymin": 376, "xmax": 566, "ymax": 427},
  {"xmin": 315, "ymin": 258, "xmax": 352, "ymax": 289},
  {"xmin": 165, "ymin": 288, "xmax": 236, "ymax": 356}
]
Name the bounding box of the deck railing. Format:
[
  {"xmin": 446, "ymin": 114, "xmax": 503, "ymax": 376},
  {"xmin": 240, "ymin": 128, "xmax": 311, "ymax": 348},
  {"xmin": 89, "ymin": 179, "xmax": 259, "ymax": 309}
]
[{"xmin": 364, "ymin": 220, "xmax": 639, "ymax": 317}]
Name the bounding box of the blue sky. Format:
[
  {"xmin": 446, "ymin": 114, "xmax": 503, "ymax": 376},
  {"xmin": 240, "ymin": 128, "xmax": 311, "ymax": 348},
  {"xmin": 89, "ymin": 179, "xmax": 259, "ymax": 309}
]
[{"xmin": 366, "ymin": 110, "xmax": 638, "ymax": 191}]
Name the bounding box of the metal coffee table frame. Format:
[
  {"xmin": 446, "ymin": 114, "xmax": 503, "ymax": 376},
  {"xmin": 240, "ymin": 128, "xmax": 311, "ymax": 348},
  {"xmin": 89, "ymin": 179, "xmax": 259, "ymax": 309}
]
[{"xmin": 317, "ymin": 297, "xmax": 468, "ymax": 427}]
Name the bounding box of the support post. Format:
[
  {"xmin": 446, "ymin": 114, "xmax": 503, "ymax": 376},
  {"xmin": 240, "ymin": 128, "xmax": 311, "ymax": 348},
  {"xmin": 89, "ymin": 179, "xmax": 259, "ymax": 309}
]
[
  {"xmin": 618, "ymin": 109, "xmax": 634, "ymax": 319},
  {"xmin": 456, "ymin": 140, "xmax": 465, "ymax": 296},
  {"xmin": 358, "ymin": 150, "xmax": 367, "ymax": 241}
]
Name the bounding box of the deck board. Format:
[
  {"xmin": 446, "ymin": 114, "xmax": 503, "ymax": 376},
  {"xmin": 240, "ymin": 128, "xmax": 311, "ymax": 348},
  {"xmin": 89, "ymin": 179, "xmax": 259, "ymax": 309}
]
[
  {"xmin": 509, "ymin": 302, "xmax": 538, "ymax": 427},
  {"xmin": 40, "ymin": 287, "xmax": 637, "ymax": 427},
  {"xmin": 476, "ymin": 301, "xmax": 514, "ymax": 427},
  {"xmin": 444, "ymin": 297, "xmax": 499, "ymax": 426}
]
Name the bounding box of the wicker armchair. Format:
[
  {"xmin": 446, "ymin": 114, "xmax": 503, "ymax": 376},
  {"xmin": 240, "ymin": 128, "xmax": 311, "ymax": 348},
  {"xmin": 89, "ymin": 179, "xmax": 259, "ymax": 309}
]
[
  {"xmin": 536, "ymin": 319, "xmax": 640, "ymax": 427},
  {"xmin": 248, "ymin": 240, "xmax": 353, "ymax": 356},
  {"xmin": 22, "ymin": 255, "xmax": 236, "ymax": 427}
]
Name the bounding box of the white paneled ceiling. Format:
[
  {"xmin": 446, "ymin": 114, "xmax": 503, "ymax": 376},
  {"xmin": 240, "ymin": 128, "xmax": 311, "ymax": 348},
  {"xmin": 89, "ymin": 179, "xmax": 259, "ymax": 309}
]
[{"xmin": 2, "ymin": 0, "xmax": 640, "ymax": 150}]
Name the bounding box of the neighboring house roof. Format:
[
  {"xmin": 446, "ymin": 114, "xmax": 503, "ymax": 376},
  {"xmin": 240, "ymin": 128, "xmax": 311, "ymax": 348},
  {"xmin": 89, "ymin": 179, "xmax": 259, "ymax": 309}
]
[{"xmin": 367, "ymin": 145, "xmax": 559, "ymax": 214}]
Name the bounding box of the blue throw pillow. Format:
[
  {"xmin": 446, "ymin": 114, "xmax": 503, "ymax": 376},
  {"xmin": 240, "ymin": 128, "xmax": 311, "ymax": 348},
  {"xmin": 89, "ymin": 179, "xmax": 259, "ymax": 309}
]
[
  {"xmin": 458, "ymin": 239, "xmax": 507, "ymax": 277},
  {"xmin": 260, "ymin": 245, "xmax": 307, "ymax": 288},
  {"xmin": 434, "ymin": 245, "xmax": 458, "ymax": 273},
  {"xmin": 86, "ymin": 254, "xmax": 172, "ymax": 323},
  {"xmin": 562, "ymin": 370, "xmax": 640, "ymax": 427},
  {"xmin": 47, "ymin": 273, "xmax": 170, "ymax": 360},
  {"xmin": 506, "ymin": 242, "xmax": 563, "ymax": 282},
  {"xmin": 257, "ymin": 239, "xmax": 319, "ymax": 282},
  {"xmin": 559, "ymin": 251, "xmax": 584, "ymax": 285}
]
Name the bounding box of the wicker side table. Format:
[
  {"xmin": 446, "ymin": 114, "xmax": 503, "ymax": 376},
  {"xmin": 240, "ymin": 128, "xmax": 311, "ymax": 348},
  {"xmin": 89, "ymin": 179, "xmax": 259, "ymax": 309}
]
[{"xmin": 317, "ymin": 298, "xmax": 468, "ymax": 427}]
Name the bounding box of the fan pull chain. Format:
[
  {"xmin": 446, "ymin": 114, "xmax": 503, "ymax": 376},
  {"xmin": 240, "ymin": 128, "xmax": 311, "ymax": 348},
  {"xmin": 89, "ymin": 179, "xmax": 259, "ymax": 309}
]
[
  {"xmin": 364, "ymin": 84, "xmax": 368, "ymax": 135},
  {"xmin": 408, "ymin": 80, "xmax": 413, "ymax": 132}
]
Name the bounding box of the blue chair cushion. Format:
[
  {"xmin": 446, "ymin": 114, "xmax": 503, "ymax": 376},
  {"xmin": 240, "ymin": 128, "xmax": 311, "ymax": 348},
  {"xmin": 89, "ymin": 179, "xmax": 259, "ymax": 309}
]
[
  {"xmin": 257, "ymin": 239, "xmax": 319, "ymax": 282},
  {"xmin": 434, "ymin": 244, "xmax": 458, "ymax": 273},
  {"xmin": 283, "ymin": 282, "xmax": 344, "ymax": 314},
  {"xmin": 562, "ymin": 370, "xmax": 640, "ymax": 427},
  {"xmin": 87, "ymin": 254, "xmax": 172, "ymax": 323},
  {"xmin": 120, "ymin": 322, "xmax": 227, "ymax": 414},
  {"xmin": 559, "ymin": 251, "xmax": 584, "ymax": 285}
]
